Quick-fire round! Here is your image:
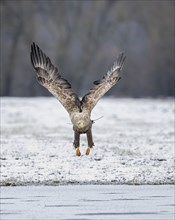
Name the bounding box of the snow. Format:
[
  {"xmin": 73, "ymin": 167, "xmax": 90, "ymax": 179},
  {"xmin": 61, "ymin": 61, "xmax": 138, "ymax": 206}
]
[{"xmin": 0, "ymin": 97, "xmax": 174, "ymax": 185}]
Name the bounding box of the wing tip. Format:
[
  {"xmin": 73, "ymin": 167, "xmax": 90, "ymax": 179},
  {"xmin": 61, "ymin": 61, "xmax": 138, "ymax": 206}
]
[
  {"xmin": 31, "ymin": 42, "xmax": 36, "ymax": 52},
  {"xmin": 31, "ymin": 42, "xmax": 44, "ymax": 68},
  {"xmin": 117, "ymin": 52, "xmax": 126, "ymax": 69}
]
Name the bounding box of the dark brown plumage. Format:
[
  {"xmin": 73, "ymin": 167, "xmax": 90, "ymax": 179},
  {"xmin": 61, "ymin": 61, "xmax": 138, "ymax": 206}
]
[{"xmin": 30, "ymin": 42, "xmax": 126, "ymax": 156}]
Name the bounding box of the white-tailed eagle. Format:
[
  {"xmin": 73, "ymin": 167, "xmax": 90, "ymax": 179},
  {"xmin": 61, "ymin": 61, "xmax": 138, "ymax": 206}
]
[{"xmin": 30, "ymin": 42, "xmax": 126, "ymax": 156}]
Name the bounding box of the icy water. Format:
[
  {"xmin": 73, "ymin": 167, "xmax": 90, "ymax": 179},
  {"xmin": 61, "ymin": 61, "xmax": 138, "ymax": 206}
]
[{"xmin": 0, "ymin": 185, "xmax": 174, "ymax": 220}]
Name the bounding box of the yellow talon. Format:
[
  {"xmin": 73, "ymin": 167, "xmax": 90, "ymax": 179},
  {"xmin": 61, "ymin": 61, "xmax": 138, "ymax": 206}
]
[
  {"xmin": 76, "ymin": 147, "xmax": 81, "ymax": 156},
  {"xmin": 86, "ymin": 147, "xmax": 91, "ymax": 156}
]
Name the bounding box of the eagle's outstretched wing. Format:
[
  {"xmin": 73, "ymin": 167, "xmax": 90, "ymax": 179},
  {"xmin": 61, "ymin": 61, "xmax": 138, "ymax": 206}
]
[
  {"xmin": 30, "ymin": 42, "xmax": 81, "ymax": 113},
  {"xmin": 81, "ymin": 52, "xmax": 126, "ymax": 113}
]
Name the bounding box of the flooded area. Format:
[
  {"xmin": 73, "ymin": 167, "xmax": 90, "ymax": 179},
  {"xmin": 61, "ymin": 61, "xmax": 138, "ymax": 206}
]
[{"xmin": 0, "ymin": 185, "xmax": 174, "ymax": 220}]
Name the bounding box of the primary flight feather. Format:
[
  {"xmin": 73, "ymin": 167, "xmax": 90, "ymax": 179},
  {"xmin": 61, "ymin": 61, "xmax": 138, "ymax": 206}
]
[{"xmin": 30, "ymin": 42, "xmax": 126, "ymax": 156}]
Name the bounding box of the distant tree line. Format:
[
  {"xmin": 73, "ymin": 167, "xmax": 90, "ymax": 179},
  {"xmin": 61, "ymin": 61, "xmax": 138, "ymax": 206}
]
[{"xmin": 1, "ymin": 0, "xmax": 174, "ymax": 97}]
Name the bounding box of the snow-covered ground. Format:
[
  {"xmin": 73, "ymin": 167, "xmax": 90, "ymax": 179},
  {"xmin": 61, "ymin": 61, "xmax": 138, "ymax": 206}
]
[{"xmin": 0, "ymin": 97, "xmax": 174, "ymax": 185}]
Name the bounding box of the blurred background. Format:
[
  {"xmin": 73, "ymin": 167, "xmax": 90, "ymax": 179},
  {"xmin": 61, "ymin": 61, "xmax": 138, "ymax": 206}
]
[{"xmin": 1, "ymin": 0, "xmax": 174, "ymax": 97}]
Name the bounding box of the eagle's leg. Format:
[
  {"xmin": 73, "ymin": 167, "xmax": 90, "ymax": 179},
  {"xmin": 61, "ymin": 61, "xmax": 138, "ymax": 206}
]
[
  {"xmin": 73, "ymin": 131, "xmax": 81, "ymax": 156},
  {"xmin": 86, "ymin": 128, "xmax": 94, "ymax": 156}
]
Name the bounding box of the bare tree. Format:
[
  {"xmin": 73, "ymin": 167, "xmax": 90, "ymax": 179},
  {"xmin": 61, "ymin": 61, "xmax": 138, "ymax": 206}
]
[{"xmin": 1, "ymin": 0, "xmax": 174, "ymax": 97}]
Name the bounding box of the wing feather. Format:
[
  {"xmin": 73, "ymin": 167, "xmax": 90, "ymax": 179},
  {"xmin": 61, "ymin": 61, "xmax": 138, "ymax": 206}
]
[
  {"xmin": 81, "ymin": 52, "xmax": 126, "ymax": 113},
  {"xmin": 30, "ymin": 42, "xmax": 81, "ymax": 113}
]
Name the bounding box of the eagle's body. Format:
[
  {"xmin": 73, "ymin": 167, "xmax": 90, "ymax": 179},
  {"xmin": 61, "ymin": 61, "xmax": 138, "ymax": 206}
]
[
  {"xmin": 71, "ymin": 111, "xmax": 92, "ymax": 133},
  {"xmin": 30, "ymin": 43, "xmax": 126, "ymax": 156}
]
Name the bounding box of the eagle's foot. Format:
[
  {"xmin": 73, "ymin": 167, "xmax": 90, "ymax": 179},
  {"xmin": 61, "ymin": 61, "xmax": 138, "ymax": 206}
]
[
  {"xmin": 76, "ymin": 147, "xmax": 81, "ymax": 156},
  {"xmin": 86, "ymin": 147, "xmax": 91, "ymax": 156}
]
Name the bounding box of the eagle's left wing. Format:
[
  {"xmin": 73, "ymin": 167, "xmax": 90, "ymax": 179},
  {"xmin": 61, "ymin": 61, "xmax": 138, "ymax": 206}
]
[
  {"xmin": 31, "ymin": 42, "xmax": 81, "ymax": 114},
  {"xmin": 81, "ymin": 52, "xmax": 126, "ymax": 113}
]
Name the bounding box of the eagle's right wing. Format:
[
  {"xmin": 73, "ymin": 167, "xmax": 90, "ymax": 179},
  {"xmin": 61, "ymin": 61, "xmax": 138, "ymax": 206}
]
[
  {"xmin": 81, "ymin": 52, "xmax": 126, "ymax": 113},
  {"xmin": 30, "ymin": 42, "xmax": 81, "ymax": 113}
]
